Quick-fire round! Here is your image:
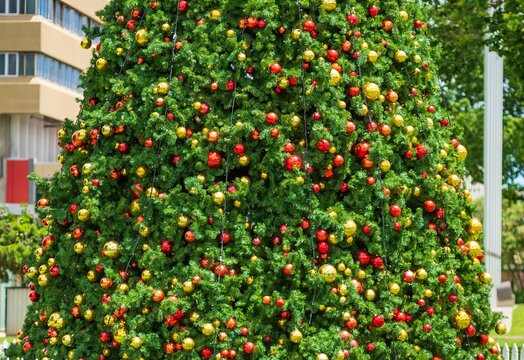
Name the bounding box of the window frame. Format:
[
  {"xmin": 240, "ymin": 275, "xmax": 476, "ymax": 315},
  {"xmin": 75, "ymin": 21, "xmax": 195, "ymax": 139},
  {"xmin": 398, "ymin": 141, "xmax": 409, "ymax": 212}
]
[{"xmin": 0, "ymin": 52, "xmax": 20, "ymax": 77}]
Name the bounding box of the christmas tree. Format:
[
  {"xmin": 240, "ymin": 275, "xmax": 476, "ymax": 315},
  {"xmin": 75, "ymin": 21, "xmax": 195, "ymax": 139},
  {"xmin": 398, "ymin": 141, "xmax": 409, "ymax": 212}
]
[{"xmin": 6, "ymin": 0, "xmax": 504, "ymax": 359}]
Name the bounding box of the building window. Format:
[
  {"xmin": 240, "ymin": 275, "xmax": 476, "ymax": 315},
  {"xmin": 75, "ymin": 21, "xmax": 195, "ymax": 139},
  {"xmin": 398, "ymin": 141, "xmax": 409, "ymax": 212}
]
[{"xmin": 0, "ymin": 53, "xmax": 19, "ymax": 76}]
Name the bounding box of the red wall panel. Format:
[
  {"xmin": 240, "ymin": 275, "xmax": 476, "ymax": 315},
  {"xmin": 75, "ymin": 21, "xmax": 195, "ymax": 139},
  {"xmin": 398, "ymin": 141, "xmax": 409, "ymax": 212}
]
[{"xmin": 6, "ymin": 159, "xmax": 30, "ymax": 203}]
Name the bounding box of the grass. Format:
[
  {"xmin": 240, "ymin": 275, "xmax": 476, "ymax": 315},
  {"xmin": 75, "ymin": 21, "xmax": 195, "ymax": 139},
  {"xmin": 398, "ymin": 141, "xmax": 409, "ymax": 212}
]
[{"xmin": 493, "ymin": 304, "xmax": 524, "ymax": 348}]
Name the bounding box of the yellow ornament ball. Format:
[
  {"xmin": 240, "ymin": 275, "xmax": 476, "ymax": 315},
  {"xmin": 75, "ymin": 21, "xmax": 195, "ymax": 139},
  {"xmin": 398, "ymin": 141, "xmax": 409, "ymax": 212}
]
[
  {"xmin": 389, "ymin": 283, "xmax": 401, "ymax": 295},
  {"xmin": 103, "ymin": 241, "xmax": 122, "ymax": 259},
  {"xmin": 113, "ymin": 327, "xmax": 128, "ymax": 343},
  {"xmin": 202, "ymin": 323, "xmax": 215, "ymax": 336},
  {"xmin": 321, "ymin": 0, "xmax": 337, "ymax": 11},
  {"xmin": 453, "ymin": 310, "xmax": 471, "ymax": 330},
  {"xmin": 329, "ymin": 69, "xmax": 341, "ymax": 86},
  {"xmin": 96, "ymin": 58, "xmax": 108, "ymax": 71},
  {"xmin": 395, "ymin": 50, "xmax": 408, "ymax": 62},
  {"xmin": 317, "ymin": 354, "xmax": 329, "ymax": 360},
  {"xmin": 210, "ymin": 9, "xmax": 221, "ymax": 21},
  {"xmin": 62, "ymin": 334, "xmax": 74, "ymax": 347},
  {"xmin": 465, "ymin": 241, "xmax": 482, "ymax": 258},
  {"xmin": 77, "ymin": 209, "xmax": 90, "ymax": 222},
  {"xmin": 213, "ymin": 191, "xmax": 225, "ymax": 205},
  {"xmin": 364, "ymin": 82, "xmax": 380, "ymax": 101},
  {"xmin": 495, "ymin": 322, "xmax": 507, "ymax": 335},
  {"xmin": 290, "ymin": 329, "xmax": 303, "ymax": 343},
  {"xmin": 368, "ymin": 50, "xmax": 379, "ymax": 62},
  {"xmin": 457, "ymin": 144, "xmax": 468, "ymax": 160},
  {"xmin": 380, "ymin": 160, "xmax": 391, "ymax": 172},
  {"xmin": 182, "ymin": 337, "xmax": 195, "ymax": 351},
  {"xmin": 481, "ymin": 272, "xmax": 493, "ymax": 284},
  {"xmin": 135, "ymin": 29, "xmax": 149, "ymax": 46},
  {"xmin": 397, "ymin": 329, "xmax": 408, "ymax": 341},
  {"xmin": 319, "ymin": 264, "xmax": 338, "ymax": 283},
  {"xmin": 344, "ymin": 219, "xmax": 358, "ymax": 236},
  {"xmin": 130, "ymin": 336, "xmax": 143, "ymax": 349},
  {"xmin": 304, "ymin": 49, "xmax": 315, "ymax": 62},
  {"xmin": 157, "ymin": 82, "xmax": 170, "ymax": 95},
  {"xmin": 80, "ymin": 38, "xmax": 91, "ymax": 49},
  {"xmin": 466, "ymin": 218, "xmax": 483, "ymax": 235}
]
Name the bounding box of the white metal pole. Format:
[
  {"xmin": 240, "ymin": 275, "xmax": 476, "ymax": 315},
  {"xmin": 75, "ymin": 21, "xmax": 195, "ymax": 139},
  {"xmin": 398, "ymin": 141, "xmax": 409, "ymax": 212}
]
[{"xmin": 483, "ymin": 43, "xmax": 503, "ymax": 307}]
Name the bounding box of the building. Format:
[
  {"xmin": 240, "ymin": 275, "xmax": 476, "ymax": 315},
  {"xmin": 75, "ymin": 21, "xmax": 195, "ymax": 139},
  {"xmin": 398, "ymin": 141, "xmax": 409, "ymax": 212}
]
[{"xmin": 0, "ymin": 0, "xmax": 108, "ymax": 337}]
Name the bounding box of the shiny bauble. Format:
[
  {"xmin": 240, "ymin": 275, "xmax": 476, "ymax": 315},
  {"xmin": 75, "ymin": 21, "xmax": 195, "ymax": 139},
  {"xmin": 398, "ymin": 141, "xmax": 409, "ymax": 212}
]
[
  {"xmin": 213, "ymin": 191, "xmax": 225, "ymax": 205},
  {"xmin": 178, "ymin": 215, "xmax": 190, "ymax": 228},
  {"xmin": 210, "ymin": 9, "xmax": 221, "ymax": 21},
  {"xmin": 395, "ymin": 50, "xmax": 408, "ymax": 62},
  {"xmin": 329, "ymin": 69, "xmax": 341, "ymax": 86},
  {"xmin": 466, "ymin": 218, "xmax": 483, "ymax": 235},
  {"xmin": 114, "ymin": 327, "xmax": 127, "ymax": 343},
  {"xmin": 364, "ymin": 83, "xmax": 380, "ymax": 101},
  {"xmin": 182, "ymin": 337, "xmax": 195, "ymax": 351},
  {"xmin": 480, "ymin": 272, "xmax": 493, "ymax": 284},
  {"xmin": 101, "ymin": 241, "xmax": 121, "ymax": 259},
  {"xmin": 303, "ymin": 49, "xmax": 315, "ymax": 62},
  {"xmin": 319, "ymin": 264, "xmax": 337, "ymax": 283},
  {"xmin": 183, "ymin": 281, "xmax": 194, "ymax": 293},
  {"xmin": 202, "ymin": 323, "xmax": 215, "ymax": 336},
  {"xmin": 380, "ymin": 160, "xmax": 391, "ymax": 172},
  {"xmin": 77, "ymin": 209, "xmax": 90, "ymax": 222},
  {"xmin": 453, "ymin": 310, "xmax": 471, "ymax": 330},
  {"xmin": 73, "ymin": 242, "xmax": 85, "ymax": 254},
  {"xmin": 321, "ymin": 0, "xmax": 337, "ymax": 11},
  {"xmin": 135, "ymin": 29, "xmax": 149, "ymax": 46},
  {"xmin": 465, "ymin": 241, "xmax": 482, "ymax": 258},
  {"xmin": 397, "ymin": 329, "xmax": 408, "ymax": 341},
  {"xmin": 130, "ymin": 336, "xmax": 143, "ymax": 349},
  {"xmin": 495, "ymin": 322, "xmax": 507, "ymax": 335},
  {"xmin": 416, "ymin": 268, "xmax": 428, "ymax": 281},
  {"xmin": 157, "ymin": 82, "xmax": 169, "ymax": 95},
  {"xmin": 343, "ymin": 219, "xmax": 357, "ymax": 236},
  {"xmin": 457, "ymin": 144, "xmax": 468, "ymax": 160},
  {"xmin": 290, "ymin": 329, "xmax": 303, "ymax": 343},
  {"xmin": 80, "ymin": 38, "xmax": 91, "ymax": 49},
  {"xmin": 96, "ymin": 58, "xmax": 108, "ymax": 71},
  {"xmin": 365, "ymin": 289, "xmax": 376, "ymax": 301},
  {"xmin": 62, "ymin": 334, "xmax": 73, "ymax": 347}
]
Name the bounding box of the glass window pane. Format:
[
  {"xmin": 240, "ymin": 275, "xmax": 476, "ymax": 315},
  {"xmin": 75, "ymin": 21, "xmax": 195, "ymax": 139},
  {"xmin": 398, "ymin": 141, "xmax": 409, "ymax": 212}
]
[
  {"xmin": 0, "ymin": 54, "xmax": 5, "ymax": 75},
  {"xmin": 73, "ymin": 11, "xmax": 80, "ymax": 34},
  {"xmin": 9, "ymin": 0, "xmax": 18, "ymax": 13},
  {"xmin": 18, "ymin": 53, "xmax": 25, "ymax": 75},
  {"xmin": 0, "ymin": 2, "xmax": 6, "ymax": 13},
  {"xmin": 8, "ymin": 53, "xmax": 17, "ymax": 75},
  {"xmin": 26, "ymin": 53, "xmax": 35, "ymax": 75},
  {"xmin": 54, "ymin": 1, "xmax": 60, "ymax": 24},
  {"xmin": 45, "ymin": 57, "xmax": 51, "ymax": 79},
  {"xmin": 19, "ymin": 0, "xmax": 25, "ymax": 14},
  {"xmin": 53, "ymin": 61, "xmax": 59, "ymax": 83},
  {"xmin": 60, "ymin": 63, "xmax": 66, "ymax": 85},
  {"xmin": 26, "ymin": 0, "xmax": 35, "ymax": 13}
]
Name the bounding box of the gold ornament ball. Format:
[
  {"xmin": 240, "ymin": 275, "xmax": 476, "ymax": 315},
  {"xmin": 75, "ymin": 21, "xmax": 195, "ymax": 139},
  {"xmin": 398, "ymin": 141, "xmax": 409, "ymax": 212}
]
[
  {"xmin": 481, "ymin": 272, "xmax": 493, "ymax": 284},
  {"xmin": 290, "ymin": 329, "xmax": 303, "ymax": 343},
  {"xmin": 136, "ymin": 166, "xmax": 147, "ymax": 178},
  {"xmin": 161, "ymin": 23, "xmax": 171, "ymax": 32},
  {"xmin": 178, "ymin": 215, "xmax": 190, "ymax": 228},
  {"xmin": 453, "ymin": 310, "xmax": 471, "ymax": 330},
  {"xmin": 397, "ymin": 329, "xmax": 408, "ymax": 341},
  {"xmin": 103, "ymin": 241, "xmax": 122, "ymax": 259},
  {"xmin": 291, "ymin": 29, "xmax": 302, "ymax": 40},
  {"xmin": 457, "ymin": 144, "xmax": 468, "ymax": 160},
  {"xmin": 466, "ymin": 218, "xmax": 483, "ymax": 235},
  {"xmin": 380, "ymin": 160, "xmax": 391, "ymax": 172},
  {"xmin": 495, "ymin": 322, "xmax": 507, "ymax": 335},
  {"xmin": 329, "ymin": 69, "xmax": 341, "ymax": 86},
  {"xmin": 465, "ymin": 240, "xmax": 482, "ymax": 258},
  {"xmin": 319, "ymin": 264, "xmax": 338, "ymax": 283},
  {"xmin": 104, "ymin": 315, "xmax": 116, "ymax": 326},
  {"xmin": 416, "ymin": 268, "xmax": 428, "ymax": 281},
  {"xmin": 135, "ymin": 29, "xmax": 149, "ymax": 46},
  {"xmin": 210, "ymin": 10, "xmax": 221, "ymax": 21},
  {"xmin": 101, "ymin": 124, "xmax": 113, "ymax": 136},
  {"xmin": 365, "ymin": 289, "xmax": 376, "ymax": 301},
  {"xmin": 96, "ymin": 58, "xmax": 108, "ymax": 71},
  {"xmin": 395, "ymin": 50, "xmax": 408, "ymax": 62},
  {"xmin": 77, "ymin": 209, "xmax": 90, "ymax": 222},
  {"xmin": 239, "ymin": 155, "xmax": 250, "ymax": 166},
  {"xmin": 139, "ymin": 226, "xmax": 150, "ymax": 237},
  {"xmin": 368, "ymin": 50, "xmax": 379, "ymax": 62},
  {"xmin": 130, "ymin": 336, "xmax": 143, "ymax": 349},
  {"xmin": 157, "ymin": 82, "xmax": 170, "ymax": 95},
  {"xmin": 73, "ymin": 294, "xmax": 84, "ymax": 305},
  {"xmin": 213, "ymin": 191, "xmax": 225, "ymax": 205},
  {"xmin": 202, "ymin": 323, "xmax": 215, "ymax": 336},
  {"xmin": 62, "ymin": 334, "xmax": 73, "ymax": 347},
  {"xmin": 303, "ymin": 49, "xmax": 315, "ymax": 62},
  {"xmin": 321, "ymin": 0, "xmax": 337, "ymax": 11},
  {"xmin": 145, "ymin": 187, "xmax": 158, "ymax": 198},
  {"xmin": 183, "ymin": 281, "xmax": 194, "ymax": 293},
  {"xmin": 344, "ymin": 219, "xmax": 358, "ymax": 236},
  {"xmin": 364, "ymin": 83, "xmax": 380, "ymax": 101},
  {"xmin": 114, "ymin": 327, "xmax": 127, "ymax": 343},
  {"xmin": 182, "ymin": 337, "xmax": 195, "ymax": 351},
  {"xmin": 317, "ymin": 354, "xmax": 329, "ymax": 360},
  {"xmin": 389, "ymin": 283, "xmax": 401, "ymax": 295},
  {"xmin": 80, "ymin": 38, "xmax": 91, "ymax": 49}
]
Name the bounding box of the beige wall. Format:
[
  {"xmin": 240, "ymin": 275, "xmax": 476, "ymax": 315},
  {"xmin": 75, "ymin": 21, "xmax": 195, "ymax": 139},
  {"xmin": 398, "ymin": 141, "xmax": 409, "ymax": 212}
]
[
  {"xmin": 0, "ymin": 16, "xmax": 92, "ymax": 70},
  {"xmin": 0, "ymin": 77, "xmax": 80, "ymax": 121},
  {"xmin": 62, "ymin": 0, "xmax": 108, "ymax": 20}
]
